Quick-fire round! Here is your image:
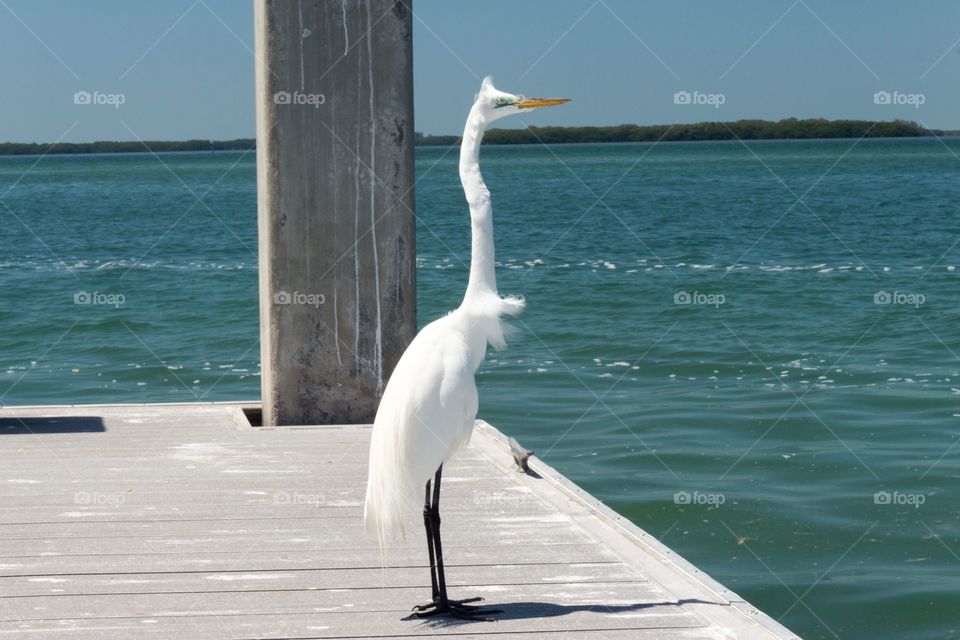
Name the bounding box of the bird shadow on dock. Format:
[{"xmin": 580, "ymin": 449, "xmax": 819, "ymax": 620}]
[
  {"xmin": 411, "ymin": 597, "xmax": 719, "ymax": 627},
  {"xmin": 516, "ymin": 466, "xmax": 543, "ymax": 479},
  {"xmin": 0, "ymin": 416, "xmax": 106, "ymax": 434}
]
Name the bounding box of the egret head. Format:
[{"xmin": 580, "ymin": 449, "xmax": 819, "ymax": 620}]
[{"xmin": 475, "ymin": 76, "xmax": 570, "ymax": 123}]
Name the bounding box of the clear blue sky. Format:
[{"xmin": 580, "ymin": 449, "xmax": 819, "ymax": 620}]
[{"xmin": 0, "ymin": 0, "xmax": 957, "ymax": 142}]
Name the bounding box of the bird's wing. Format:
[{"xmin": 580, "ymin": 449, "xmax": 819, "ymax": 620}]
[{"xmin": 364, "ymin": 318, "xmax": 478, "ymax": 548}]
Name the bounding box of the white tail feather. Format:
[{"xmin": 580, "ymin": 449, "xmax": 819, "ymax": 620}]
[{"xmin": 364, "ymin": 408, "xmax": 418, "ymax": 552}]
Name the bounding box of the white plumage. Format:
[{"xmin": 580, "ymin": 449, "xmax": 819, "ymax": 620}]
[
  {"xmin": 363, "ymin": 293, "xmax": 524, "ymax": 549},
  {"xmin": 363, "ymin": 77, "xmax": 569, "ymax": 562}
]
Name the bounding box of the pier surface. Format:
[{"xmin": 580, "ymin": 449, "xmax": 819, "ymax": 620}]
[{"xmin": 0, "ymin": 403, "xmax": 797, "ymax": 639}]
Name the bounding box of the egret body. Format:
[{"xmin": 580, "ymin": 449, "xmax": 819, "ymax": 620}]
[{"xmin": 363, "ymin": 76, "xmax": 569, "ymax": 618}]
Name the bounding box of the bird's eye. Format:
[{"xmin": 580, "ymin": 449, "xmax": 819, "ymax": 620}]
[{"xmin": 493, "ymin": 97, "xmax": 514, "ymax": 108}]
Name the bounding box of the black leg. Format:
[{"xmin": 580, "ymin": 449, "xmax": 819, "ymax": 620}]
[
  {"xmin": 409, "ymin": 464, "xmax": 501, "ymax": 621},
  {"xmin": 430, "ymin": 466, "xmax": 451, "ymax": 602},
  {"xmin": 422, "ymin": 480, "xmax": 439, "ymax": 601}
]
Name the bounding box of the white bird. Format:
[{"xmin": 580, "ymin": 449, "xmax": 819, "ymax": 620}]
[{"xmin": 363, "ymin": 76, "xmax": 569, "ymax": 619}]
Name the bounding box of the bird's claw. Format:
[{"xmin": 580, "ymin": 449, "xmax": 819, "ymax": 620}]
[
  {"xmin": 411, "ymin": 595, "xmax": 483, "ymax": 612},
  {"xmin": 408, "ymin": 596, "xmax": 499, "ymax": 621}
]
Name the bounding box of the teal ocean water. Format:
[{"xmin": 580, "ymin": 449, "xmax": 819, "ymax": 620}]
[{"xmin": 1, "ymin": 139, "xmax": 959, "ymax": 639}]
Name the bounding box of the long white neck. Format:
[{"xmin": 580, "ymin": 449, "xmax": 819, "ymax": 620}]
[{"xmin": 459, "ymin": 105, "xmax": 497, "ymax": 305}]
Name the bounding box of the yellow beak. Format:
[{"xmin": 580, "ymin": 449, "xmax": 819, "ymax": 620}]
[{"xmin": 516, "ymin": 97, "xmax": 571, "ymax": 110}]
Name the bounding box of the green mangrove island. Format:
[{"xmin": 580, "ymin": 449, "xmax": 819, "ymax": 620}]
[{"xmin": 0, "ymin": 119, "xmax": 950, "ymax": 156}]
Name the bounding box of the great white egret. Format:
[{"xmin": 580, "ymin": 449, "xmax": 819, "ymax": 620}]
[{"xmin": 363, "ymin": 76, "xmax": 569, "ymax": 619}]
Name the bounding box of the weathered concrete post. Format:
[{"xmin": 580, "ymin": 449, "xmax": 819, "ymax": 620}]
[{"xmin": 254, "ymin": 0, "xmax": 416, "ymax": 425}]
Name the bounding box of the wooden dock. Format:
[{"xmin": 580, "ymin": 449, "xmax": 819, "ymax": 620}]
[{"xmin": 0, "ymin": 403, "xmax": 798, "ymax": 639}]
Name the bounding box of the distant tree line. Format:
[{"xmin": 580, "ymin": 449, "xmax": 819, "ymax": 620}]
[
  {"xmin": 0, "ymin": 120, "xmax": 947, "ymax": 156},
  {"xmin": 417, "ymin": 118, "xmax": 944, "ymax": 146},
  {"xmin": 0, "ymin": 138, "xmax": 255, "ymax": 156}
]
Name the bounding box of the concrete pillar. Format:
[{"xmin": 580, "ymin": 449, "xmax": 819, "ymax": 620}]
[{"xmin": 254, "ymin": 0, "xmax": 416, "ymax": 425}]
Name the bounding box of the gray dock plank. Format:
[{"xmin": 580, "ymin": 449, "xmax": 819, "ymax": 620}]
[
  {"xmin": 0, "ymin": 404, "xmax": 797, "ymax": 639},
  {"xmin": 2, "ymin": 616, "xmax": 711, "ymax": 640},
  {"xmin": 0, "ymin": 563, "xmax": 647, "ymax": 598},
  {"xmin": 0, "ymin": 581, "xmax": 674, "ymax": 618},
  {"xmin": 0, "ymin": 544, "xmax": 619, "ymax": 577}
]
